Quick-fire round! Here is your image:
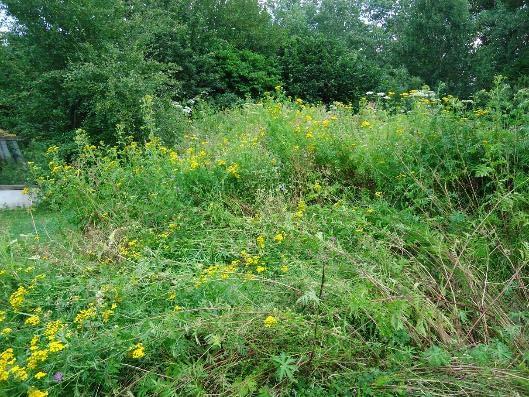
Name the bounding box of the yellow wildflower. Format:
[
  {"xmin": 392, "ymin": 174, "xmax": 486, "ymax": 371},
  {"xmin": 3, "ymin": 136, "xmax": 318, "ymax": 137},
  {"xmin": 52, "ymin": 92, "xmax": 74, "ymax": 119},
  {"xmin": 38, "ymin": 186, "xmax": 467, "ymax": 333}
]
[
  {"xmin": 280, "ymin": 265, "xmax": 289, "ymax": 273},
  {"xmin": 256, "ymin": 266, "xmax": 266, "ymax": 273},
  {"xmin": 46, "ymin": 145, "xmax": 59, "ymax": 154},
  {"xmin": 1, "ymin": 348, "xmax": 15, "ymax": 364},
  {"xmin": 130, "ymin": 343, "xmax": 145, "ymax": 359},
  {"xmin": 361, "ymin": 120, "xmax": 371, "ymax": 128},
  {"xmin": 28, "ymin": 388, "xmax": 48, "ymax": 397},
  {"xmin": 1, "ymin": 328, "xmax": 12, "ymax": 336},
  {"xmin": 101, "ymin": 311, "xmax": 112, "ymax": 323},
  {"xmin": 189, "ymin": 158, "xmax": 199, "ymax": 169},
  {"xmin": 0, "ymin": 311, "xmax": 5, "ymax": 322},
  {"xmin": 74, "ymin": 305, "xmax": 97, "ymax": 328},
  {"xmin": 48, "ymin": 341, "xmax": 65, "ymax": 353},
  {"xmin": 263, "ymin": 315, "xmax": 278, "ymax": 328},
  {"xmin": 227, "ymin": 163, "xmax": 240, "ymax": 179},
  {"xmin": 44, "ymin": 320, "xmax": 65, "ymax": 341},
  {"xmin": 27, "ymin": 349, "xmax": 48, "ymax": 369},
  {"xmin": 25, "ymin": 315, "xmax": 40, "ymax": 326},
  {"xmin": 34, "ymin": 371, "xmax": 47, "ymax": 379},
  {"xmin": 256, "ymin": 235, "xmax": 265, "ymax": 249},
  {"xmin": 9, "ymin": 286, "xmax": 27, "ymax": 309},
  {"xmin": 273, "ymin": 233, "xmax": 284, "ymax": 243},
  {"xmin": 10, "ymin": 365, "xmax": 28, "ymax": 381},
  {"xmin": 294, "ymin": 200, "xmax": 306, "ymax": 219}
]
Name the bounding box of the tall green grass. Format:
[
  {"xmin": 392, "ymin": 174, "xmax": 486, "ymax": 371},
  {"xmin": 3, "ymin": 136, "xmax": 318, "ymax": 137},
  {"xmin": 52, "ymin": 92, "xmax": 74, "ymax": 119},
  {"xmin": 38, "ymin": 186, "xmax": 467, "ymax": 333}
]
[{"xmin": 2, "ymin": 83, "xmax": 529, "ymax": 396}]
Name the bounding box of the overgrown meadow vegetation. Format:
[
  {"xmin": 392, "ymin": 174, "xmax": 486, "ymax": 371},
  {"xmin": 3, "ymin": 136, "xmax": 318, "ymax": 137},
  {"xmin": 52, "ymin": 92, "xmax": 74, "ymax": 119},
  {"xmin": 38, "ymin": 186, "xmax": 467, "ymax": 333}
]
[{"xmin": 1, "ymin": 81, "xmax": 529, "ymax": 396}]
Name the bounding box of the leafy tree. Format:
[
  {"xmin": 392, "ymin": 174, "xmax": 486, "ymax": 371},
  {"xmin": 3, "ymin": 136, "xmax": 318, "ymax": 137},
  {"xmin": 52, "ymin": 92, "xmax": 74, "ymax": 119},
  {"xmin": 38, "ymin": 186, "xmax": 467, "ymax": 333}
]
[
  {"xmin": 472, "ymin": 0, "xmax": 529, "ymax": 87},
  {"xmin": 280, "ymin": 34, "xmax": 381, "ymax": 103},
  {"xmin": 395, "ymin": 0, "xmax": 473, "ymax": 94}
]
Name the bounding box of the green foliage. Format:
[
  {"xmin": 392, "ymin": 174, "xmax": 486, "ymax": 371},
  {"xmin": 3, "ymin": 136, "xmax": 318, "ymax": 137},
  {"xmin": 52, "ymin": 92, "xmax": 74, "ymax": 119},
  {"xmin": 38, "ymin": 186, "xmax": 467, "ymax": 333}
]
[
  {"xmin": 2, "ymin": 89, "xmax": 529, "ymax": 395},
  {"xmin": 421, "ymin": 346, "xmax": 451, "ymax": 367},
  {"xmin": 272, "ymin": 353, "xmax": 298, "ymax": 382},
  {"xmin": 472, "ymin": 1, "xmax": 529, "ymax": 86},
  {"xmin": 396, "ymin": 0, "xmax": 473, "ymax": 94},
  {"xmin": 279, "ymin": 34, "xmax": 382, "ymax": 103},
  {"xmin": 1, "ymin": 0, "xmax": 528, "ymax": 145},
  {"xmin": 1, "ymin": 0, "xmax": 529, "ymax": 392}
]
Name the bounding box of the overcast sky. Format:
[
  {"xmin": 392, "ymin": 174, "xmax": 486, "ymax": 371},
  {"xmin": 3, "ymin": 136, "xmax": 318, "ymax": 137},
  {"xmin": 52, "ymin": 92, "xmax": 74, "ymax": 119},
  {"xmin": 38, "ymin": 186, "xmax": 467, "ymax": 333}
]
[
  {"xmin": 0, "ymin": 9, "xmax": 7, "ymax": 32},
  {"xmin": 0, "ymin": 8, "xmax": 13, "ymax": 33}
]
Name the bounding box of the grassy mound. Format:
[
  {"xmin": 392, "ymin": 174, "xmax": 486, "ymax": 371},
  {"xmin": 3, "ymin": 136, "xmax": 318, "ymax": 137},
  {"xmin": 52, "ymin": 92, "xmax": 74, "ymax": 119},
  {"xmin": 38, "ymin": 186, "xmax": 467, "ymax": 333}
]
[{"xmin": 2, "ymin": 88, "xmax": 529, "ymax": 396}]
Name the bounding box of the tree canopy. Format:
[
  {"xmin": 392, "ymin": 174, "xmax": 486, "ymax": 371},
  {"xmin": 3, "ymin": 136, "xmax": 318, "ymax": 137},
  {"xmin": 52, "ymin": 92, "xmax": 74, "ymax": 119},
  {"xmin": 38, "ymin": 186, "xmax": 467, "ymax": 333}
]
[{"xmin": 0, "ymin": 0, "xmax": 527, "ymax": 142}]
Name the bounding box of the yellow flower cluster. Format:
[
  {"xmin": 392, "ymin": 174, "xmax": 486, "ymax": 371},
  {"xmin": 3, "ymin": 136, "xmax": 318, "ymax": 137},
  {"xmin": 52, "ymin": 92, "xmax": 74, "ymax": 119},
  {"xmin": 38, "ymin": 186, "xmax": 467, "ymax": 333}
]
[
  {"xmin": 130, "ymin": 343, "xmax": 145, "ymax": 359},
  {"xmin": 10, "ymin": 365, "xmax": 28, "ymax": 380},
  {"xmin": 118, "ymin": 239, "xmax": 142, "ymax": 260},
  {"xmin": 226, "ymin": 162, "xmax": 240, "ymax": 179},
  {"xmin": 270, "ymin": 102, "xmax": 283, "ymax": 117},
  {"xmin": 26, "ymin": 321, "xmax": 67, "ymax": 372},
  {"xmin": 241, "ymin": 251, "xmax": 261, "ymax": 267},
  {"xmin": 9, "ymin": 286, "xmax": 28, "ymax": 309},
  {"xmin": 102, "ymin": 303, "xmax": 118, "ymax": 323},
  {"xmin": 48, "ymin": 161, "xmax": 73, "ymax": 175},
  {"xmin": 48, "ymin": 341, "xmax": 66, "ymax": 353},
  {"xmin": 196, "ymin": 234, "xmax": 289, "ymax": 286},
  {"xmin": 74, "ymin": 305, "xmax": 97, "ymax": 328},
  {"xmin": 0, "ymin": 328, "xmax": 59, "ymax": 386},
  {"xmin": 28, "ymin": 388, "xmax": 48, "ymax": 397},
  {"xmin": 25, "ymin": 315, "xmax": 40, "ymax": 326},
  {"xmin": 27, "ymin": 345, "xmax": 48, "ymax": 370},
  {"xmin": 196, "ymin": 261, "xmax": 241, "ymax": 286},
  {"xmin": 44, "ymin": 320, "xmax": 65, "ymax": 341},
  {"xmin": 1, "ymin": 328, "xmax": 12, "ymax": 336},
  {"xmin": 294, "ymin": 200, "xmax": 306, "ymax": 219},
  {"xmin": 0, "ymin": 348, "xmax": 16, "ymax": 381},
  {"xmin": 474, "ymin": 108, "xmax": 489, "ymax": 117},
  {"xmin": 46, "ymin": 145, "xmax": 59, "ymax": 154},
  {"xmin": 263, "ymin": 315, "xmax": 278, "ymax": 328}
]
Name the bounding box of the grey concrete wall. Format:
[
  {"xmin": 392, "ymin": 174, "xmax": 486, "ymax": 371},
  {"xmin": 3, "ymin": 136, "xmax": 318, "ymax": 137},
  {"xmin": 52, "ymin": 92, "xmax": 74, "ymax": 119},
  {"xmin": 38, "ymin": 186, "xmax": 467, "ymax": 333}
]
[{"xmin": 0, "ymin": 189, "xmax": 32, "ymax": 208}]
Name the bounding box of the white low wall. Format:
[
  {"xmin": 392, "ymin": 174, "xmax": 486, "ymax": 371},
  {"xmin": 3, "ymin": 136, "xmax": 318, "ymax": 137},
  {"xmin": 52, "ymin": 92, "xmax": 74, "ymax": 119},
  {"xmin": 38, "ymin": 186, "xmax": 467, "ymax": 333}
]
[{"xmin": 0, "ymin": 188, "xmax": 32, "ymax": 208}]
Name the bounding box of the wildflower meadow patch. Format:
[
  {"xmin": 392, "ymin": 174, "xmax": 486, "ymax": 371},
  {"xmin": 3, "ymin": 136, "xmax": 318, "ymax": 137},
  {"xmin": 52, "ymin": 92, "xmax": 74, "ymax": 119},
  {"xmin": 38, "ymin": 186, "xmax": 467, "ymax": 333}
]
[{"xmin": 2, "ymin": 83, "xmax": 529, "ymax": 396}]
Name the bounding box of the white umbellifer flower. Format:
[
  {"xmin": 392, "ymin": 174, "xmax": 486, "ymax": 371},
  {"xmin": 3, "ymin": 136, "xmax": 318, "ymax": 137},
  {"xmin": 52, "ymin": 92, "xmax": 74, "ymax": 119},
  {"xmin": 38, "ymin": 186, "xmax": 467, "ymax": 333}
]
[
  {"xmin": 366, "ymin": 91, "xmax": 374, "ymax": 95},
  {"xmin": 377, "ymin": 92, "xmax": 385, "ymax": 96}
]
